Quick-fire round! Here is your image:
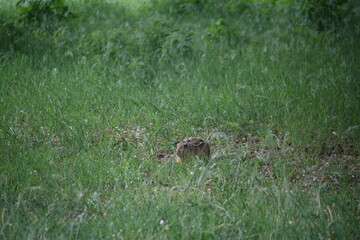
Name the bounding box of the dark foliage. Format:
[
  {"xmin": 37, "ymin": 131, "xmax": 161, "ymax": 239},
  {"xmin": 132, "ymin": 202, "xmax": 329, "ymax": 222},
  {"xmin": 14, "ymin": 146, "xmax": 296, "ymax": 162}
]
[
  {"xmin": 296, "ymin": 0, "xmax": 360, "ymax": 31},
  {"xmin": 16, "ymin": 0, "xmax": 75, "ymax": 26}
]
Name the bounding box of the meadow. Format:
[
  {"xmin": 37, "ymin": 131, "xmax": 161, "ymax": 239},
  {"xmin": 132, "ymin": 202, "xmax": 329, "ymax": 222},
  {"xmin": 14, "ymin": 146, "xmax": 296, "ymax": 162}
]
[{"xmin": 0, "ymin": 0, "xmax": 359, "ymax": 239}]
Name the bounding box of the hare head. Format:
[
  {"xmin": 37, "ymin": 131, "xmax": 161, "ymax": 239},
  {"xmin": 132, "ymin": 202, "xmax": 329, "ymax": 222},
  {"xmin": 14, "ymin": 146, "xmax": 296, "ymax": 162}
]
[{"xmin": 176, "ymin": 137, "xmax": 210, "ymax": 162}]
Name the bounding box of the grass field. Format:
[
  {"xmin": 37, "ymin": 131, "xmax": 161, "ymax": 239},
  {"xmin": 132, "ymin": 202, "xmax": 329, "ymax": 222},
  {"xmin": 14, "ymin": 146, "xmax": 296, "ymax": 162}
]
[{"xmin": 0, "ymin": 0, "xmax": 359, "ymax": 239}]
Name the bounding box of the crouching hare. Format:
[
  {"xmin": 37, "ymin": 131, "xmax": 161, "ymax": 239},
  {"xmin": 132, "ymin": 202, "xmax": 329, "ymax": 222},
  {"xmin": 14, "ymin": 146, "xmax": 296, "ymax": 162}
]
[{"xmin": 176, "ymin": 137, "xmax": 210, "ymax": 162}]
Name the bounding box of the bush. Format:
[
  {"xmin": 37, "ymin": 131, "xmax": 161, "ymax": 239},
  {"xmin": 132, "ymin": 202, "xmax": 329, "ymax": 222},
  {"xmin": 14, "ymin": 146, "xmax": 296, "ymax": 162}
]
[
  {"xmin": 0, "ymin": 19, "xmax": 23, "ymax": 53},
  {"xmin": 16, "ymin": 0, "xmax": 75, "ymax": 27},
  {"xmin": 152, "ymin": 0, "xmax": 207, "ymax": 16},
  {"xmin": 295, "ymin": 0, "xmax": 358, "ymax": 31},
  {"xmin": 160, "ymin": 25, "xmax": 194, "ymax": 61}
]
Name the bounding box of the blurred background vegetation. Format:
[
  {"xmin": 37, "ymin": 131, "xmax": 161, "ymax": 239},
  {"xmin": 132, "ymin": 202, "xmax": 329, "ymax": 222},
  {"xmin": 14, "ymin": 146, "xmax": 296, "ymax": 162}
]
[{"xmin": 1, "ymin": 0, "xmax": 359, "ymax": 57}]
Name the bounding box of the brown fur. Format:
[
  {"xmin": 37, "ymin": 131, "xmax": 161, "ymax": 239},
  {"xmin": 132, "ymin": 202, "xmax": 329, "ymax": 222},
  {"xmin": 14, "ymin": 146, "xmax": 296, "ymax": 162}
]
[{"xmin": 176, "ymin": 137, "xmax": 210, "ymax": 162}]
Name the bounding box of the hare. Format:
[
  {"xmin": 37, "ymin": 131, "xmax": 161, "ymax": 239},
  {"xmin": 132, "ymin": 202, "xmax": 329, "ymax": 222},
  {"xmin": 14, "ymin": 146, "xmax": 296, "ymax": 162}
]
[{"xmin": 176, "ymin": 137, "xmax": 210, "ymax": 162}]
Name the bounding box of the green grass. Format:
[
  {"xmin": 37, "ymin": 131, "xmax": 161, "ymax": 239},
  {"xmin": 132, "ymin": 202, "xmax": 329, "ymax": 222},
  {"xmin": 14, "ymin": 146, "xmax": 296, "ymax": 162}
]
[{"xmin": 0, "ymin": 0, "xmax": 359, "ymax": 239}]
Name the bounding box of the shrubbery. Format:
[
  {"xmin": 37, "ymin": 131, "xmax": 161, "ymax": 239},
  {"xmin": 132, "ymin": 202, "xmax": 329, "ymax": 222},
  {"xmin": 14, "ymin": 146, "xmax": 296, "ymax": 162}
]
[
  {"xmin": 295, "ymin": 0, "xmax": 360, "ymax": 31},
  {"xmin": 1, "ymin": 0, "xmax": 359, "ymax": 58},
  {"xmin": 16, "ymin": 0, "xmax": 75, "ymax": 25}
]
